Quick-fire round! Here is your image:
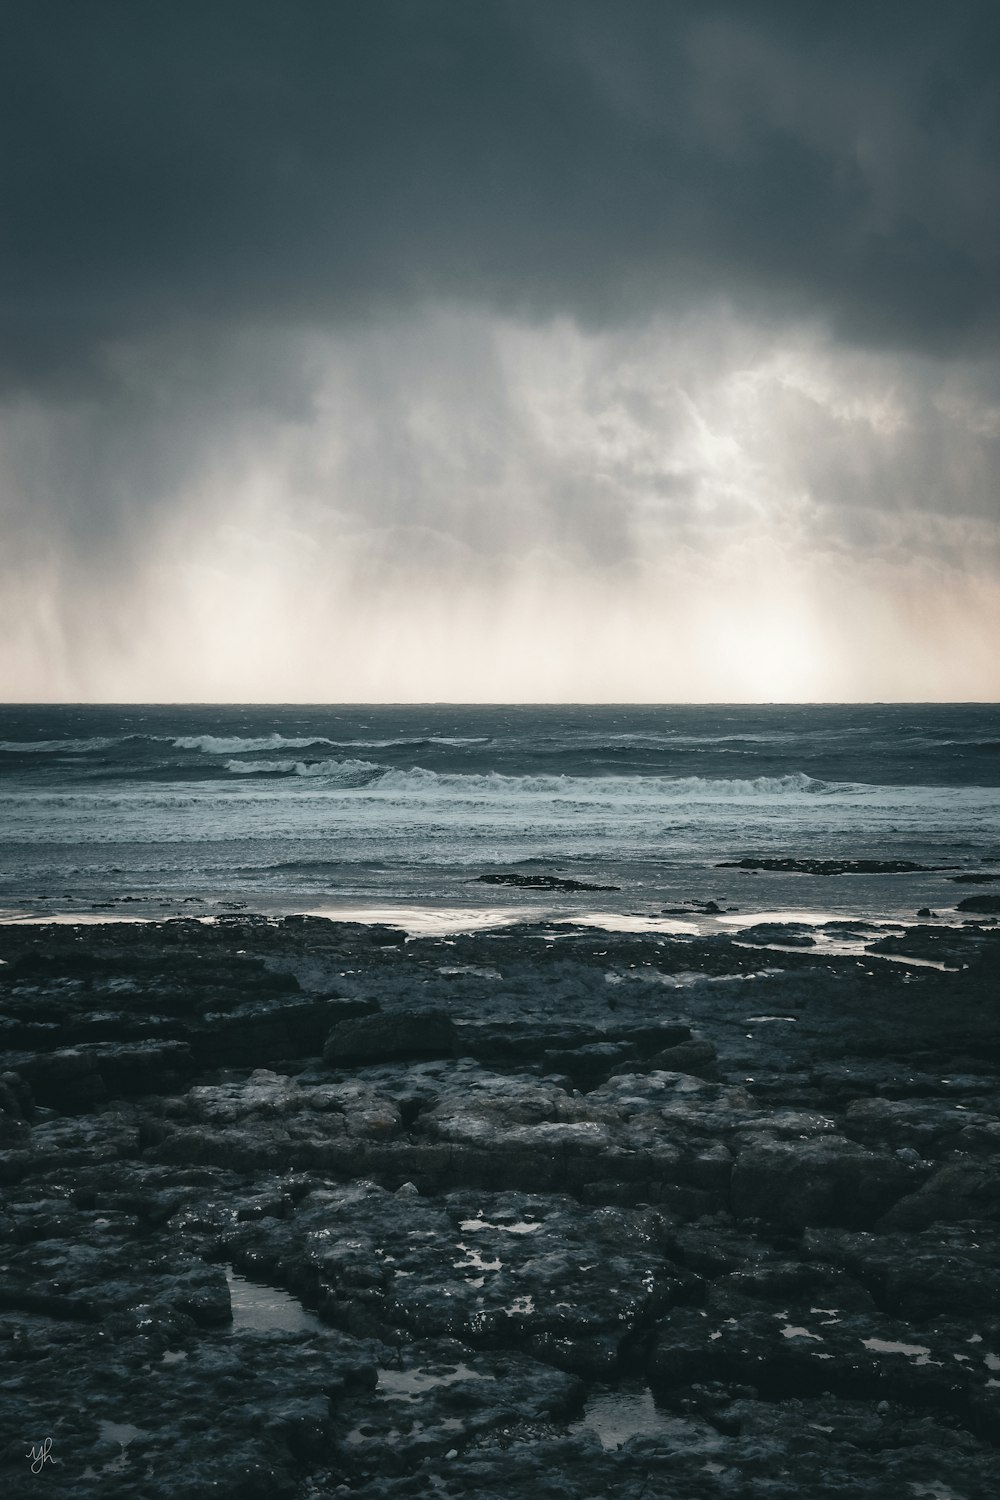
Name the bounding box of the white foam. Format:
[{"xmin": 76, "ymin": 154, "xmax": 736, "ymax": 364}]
[
  {"xmin": 180, "ymin": 732, "xmax": 488, "ymax": 755},
  {"xmin": 175, "ymin": 733, "xmax": 337, "ymax": 754},
  {"xmin": 427, "ymin": 736, "xmax": 492, "ymax": 746},
  {"xmin": 224, "ymin": 756, "xmax": 379, "ymax": 780},
  {"xmin": 305, "ymin": 905, "xmax": 522, "ymax": 934},
  {"xmin": 319, "ymin": 735, "xmax": 490, "ymax": 748},
  {"xmin": 718, "ymin": 910, "xmax": 844, "ymax": 926},
  {"xmin": 372, "ymin": 768, "xmax": 854, "ymax": 800}
]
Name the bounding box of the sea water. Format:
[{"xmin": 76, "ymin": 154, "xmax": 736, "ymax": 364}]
[{"xmin": 1, "ymin": 703, "xmax": 997, "ymax": 925}]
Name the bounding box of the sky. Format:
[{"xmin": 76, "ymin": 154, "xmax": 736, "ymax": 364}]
[{"xmin": 2, "ymin": 0, "xmax": 999, "ymax": 702}]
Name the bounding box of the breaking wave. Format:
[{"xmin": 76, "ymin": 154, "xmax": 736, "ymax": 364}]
[
  {"xmin": 224, "ymin": 757, "xmax": 380, "ymax": 782},
  {"xmin": 371, "ymin": 769, "xmax": 862, "ymax": 799},
  {"xmin": 175, "ymin": 733, "xmax": 339, "ymax": 754},
  {"xmin": 178, "ymin": 732, "xmax": 491, "ymax": 754},
  {"xmin": 218, "ymin": 761, "xmax": 869, "ymax": 799}
]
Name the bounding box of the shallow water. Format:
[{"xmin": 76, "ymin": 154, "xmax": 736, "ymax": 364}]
[
  {"xmin": 225, "ymin": 1268, "xmax": 324, "ymax": 1335},
  {"xmin": 571, "ymin": 1382, "xmax": 723, "ymax": 1452}
]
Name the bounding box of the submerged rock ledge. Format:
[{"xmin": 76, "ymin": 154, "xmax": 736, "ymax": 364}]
[{"xmin": 1, "ymin": 914, "xmax": 999, "ymax": 1498}]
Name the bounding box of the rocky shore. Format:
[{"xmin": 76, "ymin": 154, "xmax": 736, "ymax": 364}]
[{"xmin": 2, "ymin": 909, "xmax": 999, "ymax": 1497}]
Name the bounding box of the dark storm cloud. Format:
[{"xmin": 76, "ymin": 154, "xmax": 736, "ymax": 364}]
[{"xmin": 3, "ymin": 0, "xmax": 1000, "ymax": 389}]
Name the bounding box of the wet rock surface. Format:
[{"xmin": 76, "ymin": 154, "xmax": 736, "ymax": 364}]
[
  {"xmin": 957, "ymin": 894, "xmax": 1000, "ymax": 915},
  {"xmin": 716, "ymin": 857, "xmax": 948, "ymax": 875},
  {"xmin": 475, "ymin": 873, "xmax": 621, "ymax": 892},
  {"xmin": 1, "ymin": 913, "xmax": 999, "ymax": 1497}
]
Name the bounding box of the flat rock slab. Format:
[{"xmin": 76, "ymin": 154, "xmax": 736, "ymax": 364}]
[{"xmin": 1, "ymin": 915, "xmax": 999, "ymax": 1496}]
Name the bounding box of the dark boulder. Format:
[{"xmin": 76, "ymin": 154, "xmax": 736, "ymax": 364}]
[
  {"xmin": 323, "ymin": 1009, "xmax": 458, "ymax": 1064},
  {"xmin": 731, "ymin": 1136, "xmax": 922, "ymax": 1230},
  {"xmin": 957, "ymin": 894, "xmax": 1000, "ymax": 914}
]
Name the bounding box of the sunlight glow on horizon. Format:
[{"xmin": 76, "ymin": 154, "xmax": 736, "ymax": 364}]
[{"xmin": 2, "ymin": 310, "xmax": 999, "ymax": 704}]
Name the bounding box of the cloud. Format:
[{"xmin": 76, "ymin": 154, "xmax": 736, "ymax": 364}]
[
  {"xmin": 3, "ymin": 0, "xmax": 1000, "ymax": 390},
  {"xmin": 2, "ymin": 2, "xmax": 999, "ymax": 699},
  {"xmin": 2, "ymin": 307, "xmax": 998, "ymax": 700}
]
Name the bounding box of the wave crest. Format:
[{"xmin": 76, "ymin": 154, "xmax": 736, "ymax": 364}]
[
  {"xmin": 224, "ymin": 757, "xmax": 380, "ymax": 782},
  {"xmin": 176, "ymin": 733, "xmax": 343, "ymax": 754},
  {"xmin": 368, "ymin": 768, "xmax": 857, "ymax": 798}
]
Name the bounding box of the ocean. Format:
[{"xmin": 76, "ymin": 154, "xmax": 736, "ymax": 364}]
[{"xmin": 1, "ymin": 703, "xmax": 998, "ymax": 930}]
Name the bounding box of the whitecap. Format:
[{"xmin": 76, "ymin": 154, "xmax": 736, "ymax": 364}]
[
  {"xmin": 175, "ymin": 733, "xmax": 337, "ymax": 754},
  {"xmin": 371, "ymin": 768, "xmax": 865, "ymax": 799},
  {"xmin": 224, "ymin": 756, "xmax": 380, "ymax": 782}
]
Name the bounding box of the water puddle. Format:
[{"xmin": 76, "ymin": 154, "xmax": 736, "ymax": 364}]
[
  {"xmin": 862, "ymin": 1337, "xmax": 936, "ymax": 1364},
  {"xmin": 376, "ymin": 1363, "xmax": 492, "ymax": 1399},
  {"xmin": 505, "ymin": 1295, "xmax": 534, "ymax": 1315},
  {"xmin": 344, "ymin": 1364, "xmax": 492, "ymax": 1448},
  {"xmin": 454, "ymin": 1243, "xmax": 503, "ymax": 1272},
  {"xmin": 307, "ymin": 905, "xmax": 521, "ymax": 935},
  {"xmin": 460, "ymin": 1217, "xmax": 541, "ymax": 1235},
  {"xmin": 98, "ymin": 1420, "xmax": 150, "ymax": 1474},
  {"xmin": 438, "ymin": 964, "xmax": 502, "ymax": 979},
  {"xmin": 99, "ymin": 1421, "xmax": 148, "ymax": 1446},
  {"xmin": 606, "ymin": 967, "xmax": 763, "ymax": 988},
  {"xmin": 571, "ymin": 1383, "xmax": 723, "ymax": 1452},
  {"xmin": 344, "ymin": 1416, "xmax": 464, "ymax": 1448},
  {"xmin": 226, "ymin": 1267, "xmax": 324, "ymax": 1334}
]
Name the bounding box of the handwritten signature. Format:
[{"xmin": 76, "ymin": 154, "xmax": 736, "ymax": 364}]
[{"xmin": 26, "ymin": 1437, "xmax": 54, "ymax": 1473}]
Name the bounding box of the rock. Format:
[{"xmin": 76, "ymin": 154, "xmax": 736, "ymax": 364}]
[
  {"xmin": 323, "ymin": 1009, "xmax": 458, "ymax": 1064},
  {"xmin": 716, "ymin": 857, "xmax": 943, "ymax": 875},
  {"xmin": 476, "ymin": 873, "xmax": 620, "ymax": 891},
  {"xmin": 12, "ymin": 1047, "xmax": 107, "ymax": 1110},
  {"xmin": 541, "ymin": 1040, "xmax": 639, "ymax": 1087},
  {"xmin": 2, "ymin": 913, "xmax": 1000, "ymax": 1495},
  {"xmin": 877, "ymin": 1156, "xmax": 1000, "ymax": 1230},
  {"xmin": 868, "ymin": 924, "xmax": 989, "ymax": 966},
  {"xmin": 661, "ymin": 900, "xmax": 725, "ymax": 915},
  {"xmin": 842, "ymin": 1096, "xmax": 997, "ymax": 1156},
  {"xmin": 11, "ymin": 1040, "xmax": 197, "ymax": 1111},
  {"xmin": 731, "ymin": 1136, "xmax": 922, "ymax": 1230},
  {"xmin": 646, "ymin": 1038, "xmax": 719, "ymax": 1078},
  {"xmin": 957, "ymin": 894, "xmax": 1000, "ymax": 914},
  {"xmin": 734, "ymin": 923, "xmax": 817, "ymax": 947},
  {"xmin": 803, "ymin": 1224, "xmax": 1000, "ymax": 1319}
]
